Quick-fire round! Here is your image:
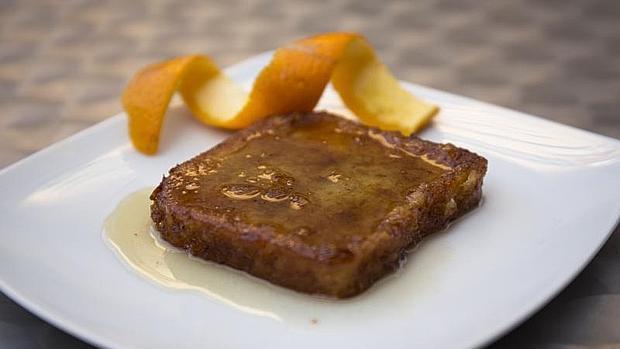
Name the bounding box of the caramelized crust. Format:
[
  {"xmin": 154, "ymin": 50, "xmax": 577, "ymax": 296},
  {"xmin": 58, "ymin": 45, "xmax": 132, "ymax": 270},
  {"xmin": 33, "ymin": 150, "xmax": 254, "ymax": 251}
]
[{"xmin": 151, "ymin": 112, "xmax": 487, "ymax": 298}]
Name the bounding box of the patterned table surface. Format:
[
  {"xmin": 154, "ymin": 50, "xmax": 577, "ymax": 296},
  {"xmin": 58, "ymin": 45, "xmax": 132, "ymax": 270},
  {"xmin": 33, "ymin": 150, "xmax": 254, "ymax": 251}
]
[{"xmin": 1, "ymin": 0, "xmax": 619, "ymax": 348}]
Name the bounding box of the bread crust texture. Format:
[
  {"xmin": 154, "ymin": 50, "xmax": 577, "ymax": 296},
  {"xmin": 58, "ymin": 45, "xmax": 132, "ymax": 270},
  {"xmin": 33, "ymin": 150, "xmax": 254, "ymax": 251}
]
[{"xmin": 151, "ymin": 112, "xmax": 487, "ymax": 298}]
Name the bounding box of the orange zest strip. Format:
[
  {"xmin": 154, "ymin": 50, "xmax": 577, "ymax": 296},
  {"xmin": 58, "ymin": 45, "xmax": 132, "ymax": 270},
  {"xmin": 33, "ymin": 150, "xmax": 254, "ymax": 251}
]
[{"xmin": 122, "ymin": 32, "xmax": 438, "ymax": 154}]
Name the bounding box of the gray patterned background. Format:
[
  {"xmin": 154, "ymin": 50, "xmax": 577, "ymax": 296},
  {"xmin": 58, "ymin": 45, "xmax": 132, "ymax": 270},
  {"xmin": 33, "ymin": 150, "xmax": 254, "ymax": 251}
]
[{"xmin": 0, "ymin": 0, "xmax": 619, "ymax": 348}]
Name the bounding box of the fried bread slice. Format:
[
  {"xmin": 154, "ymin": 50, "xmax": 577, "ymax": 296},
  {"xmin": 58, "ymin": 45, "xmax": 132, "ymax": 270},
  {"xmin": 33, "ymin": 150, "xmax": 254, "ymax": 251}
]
[{"xmin": 151, "ymin": 112, "xmax": 487, "ymax": 298}]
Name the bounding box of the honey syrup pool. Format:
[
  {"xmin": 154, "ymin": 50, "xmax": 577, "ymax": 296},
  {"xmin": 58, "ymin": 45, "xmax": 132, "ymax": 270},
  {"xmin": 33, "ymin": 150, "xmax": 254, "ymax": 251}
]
[{"xmin": 103, "ymin": 188, "xmax": 448, "ymax": 327}]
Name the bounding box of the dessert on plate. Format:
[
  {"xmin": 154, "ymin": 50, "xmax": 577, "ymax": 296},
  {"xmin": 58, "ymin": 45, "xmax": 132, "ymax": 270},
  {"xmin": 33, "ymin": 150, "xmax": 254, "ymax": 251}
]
[{"xmin": 151, "ymin": 112, "xmax": 487, "ymax": 298}]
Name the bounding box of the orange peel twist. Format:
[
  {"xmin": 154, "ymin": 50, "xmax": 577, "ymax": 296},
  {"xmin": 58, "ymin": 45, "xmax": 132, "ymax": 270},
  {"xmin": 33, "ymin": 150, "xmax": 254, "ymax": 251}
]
[{"xmin": 122, "ymin": 32, "xmax": 438, "ymax": 154}]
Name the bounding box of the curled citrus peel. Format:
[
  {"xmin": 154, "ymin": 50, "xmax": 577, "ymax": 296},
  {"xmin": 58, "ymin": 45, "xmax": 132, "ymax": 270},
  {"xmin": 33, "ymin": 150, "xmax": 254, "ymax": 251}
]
[{"xmin": 122, "ymin": 32, "xmax": 438, "ymax": 154}]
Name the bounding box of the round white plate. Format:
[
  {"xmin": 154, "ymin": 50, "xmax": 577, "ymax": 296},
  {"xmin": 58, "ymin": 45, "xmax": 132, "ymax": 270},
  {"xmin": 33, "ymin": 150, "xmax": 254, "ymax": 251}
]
[{"xmin": 1, "ymin": 52, "xmax": 619, "ymax": 349}]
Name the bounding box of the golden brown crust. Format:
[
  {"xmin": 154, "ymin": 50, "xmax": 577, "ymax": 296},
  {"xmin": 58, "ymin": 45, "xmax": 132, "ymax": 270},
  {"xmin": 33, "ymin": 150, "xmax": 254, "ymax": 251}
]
[{"xmin": 151, "ymin": 111, "xmax": 487, "ymax": 298}]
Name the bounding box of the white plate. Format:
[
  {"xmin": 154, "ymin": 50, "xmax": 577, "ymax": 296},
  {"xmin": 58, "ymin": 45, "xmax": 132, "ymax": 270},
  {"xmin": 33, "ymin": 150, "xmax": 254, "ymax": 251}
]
[{"xmin": 1, "ymin": 52, "xmax": 619, "ymax": 349}]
